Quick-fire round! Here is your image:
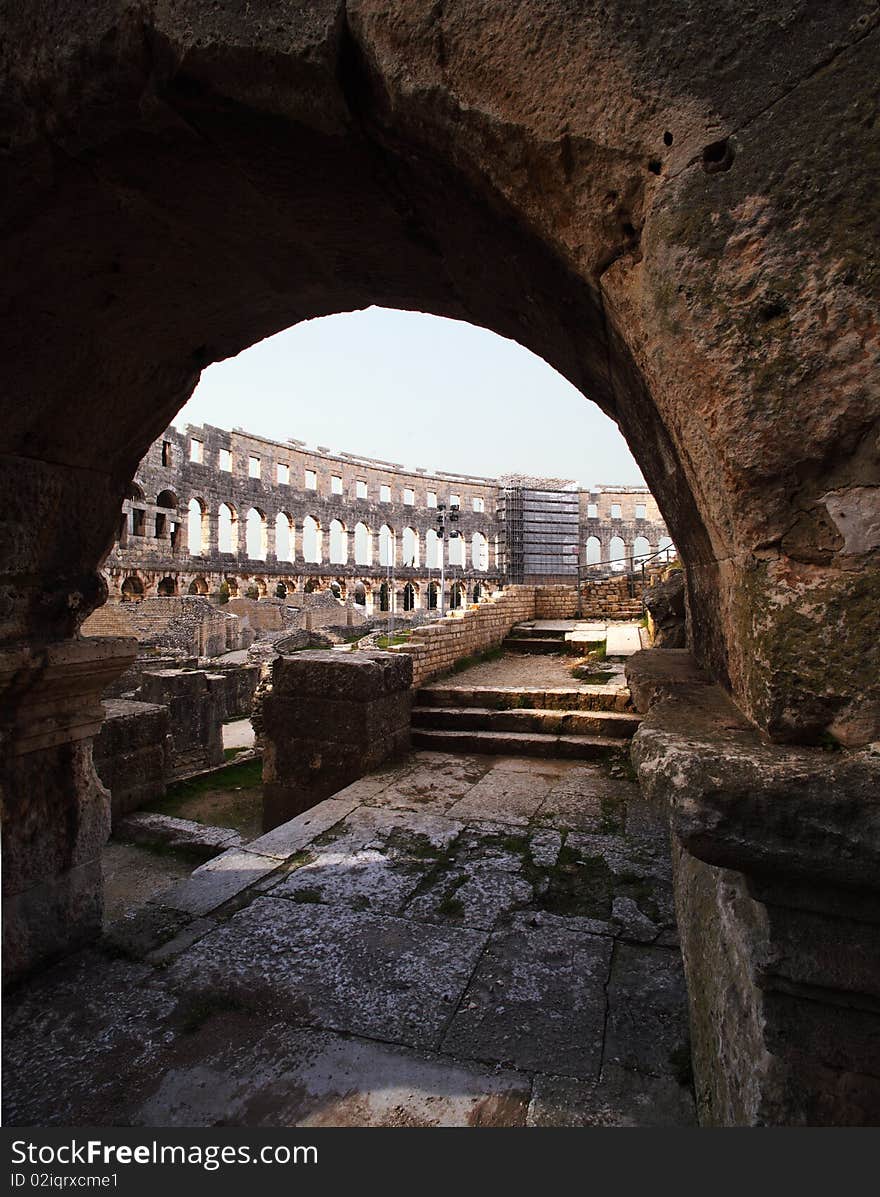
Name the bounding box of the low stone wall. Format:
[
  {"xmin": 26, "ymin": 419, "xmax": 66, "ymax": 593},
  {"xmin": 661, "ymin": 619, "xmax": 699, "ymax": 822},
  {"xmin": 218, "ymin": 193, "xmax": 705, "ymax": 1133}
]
[
  {"xmin": 135, "ymin": 669, "xmax": 224, "ymax": 778},
  {"xmin": 225, "ymin": 596, "xmax": 286, "ymax": 632},
  {"xmin": 92, "ymin": 699, "xmax": 170, "ymax": 823},
  {"xmin": 393, "ymin": 586, "xmax": 537, "ymax": 687},
  {"xmin": 534, "ymin": 585, "xmax": 579, "ymax": 619},
  {"xmin": 207, "ymin": 664, "xmax": 261, "ymax": 721},
  {"xmin": 579, "ymin": 575, "xmax": 644, "ymax": 620},
  {"xmin": 259, "ymin": 651, "xmax": 412, "ymax": 830}
]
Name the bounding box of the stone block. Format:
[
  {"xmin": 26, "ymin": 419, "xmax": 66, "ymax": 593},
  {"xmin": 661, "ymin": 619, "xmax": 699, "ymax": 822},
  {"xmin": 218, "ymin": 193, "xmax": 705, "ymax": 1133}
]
[{"xmin": 93, "ymin": 699, "xmax": 170, "ymax": 822}]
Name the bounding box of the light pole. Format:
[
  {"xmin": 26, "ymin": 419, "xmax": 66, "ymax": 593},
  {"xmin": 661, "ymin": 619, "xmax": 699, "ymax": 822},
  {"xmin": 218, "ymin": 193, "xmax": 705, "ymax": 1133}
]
[{"xmin": 435, "ymin": 501, "xmax": 460, "ymax": 618}]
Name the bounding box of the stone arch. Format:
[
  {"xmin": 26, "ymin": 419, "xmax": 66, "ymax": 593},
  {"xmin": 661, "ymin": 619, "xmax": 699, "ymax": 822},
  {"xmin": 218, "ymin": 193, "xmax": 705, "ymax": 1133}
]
[
  {"xmin": 328, "ymin": 518, "xmax": 347, "ymax": 565},
  {"xmin": 379, "ymin": 581, "xmax": 391, "ymax": 613},
  {"xmin": 586, "ymin": 535, "xmax": 602, "ymax": 566},
  {"xmin": 302, "ymin": 516, "xmax": 322, "ymax": 564},
  {"xmin": 187, "ymin": 498, "xmax": 206, "ymax": 556},
  {"xmin": 353, "ymin": 582, "xmax": 367, "ymax": 607},
  {"xmin": 427, "ymin": 581, "xmax": 440, "ymax": 610},
  {"xmin": 275, "ymin": 511, "xmax": 293, "ymax": 562},
  {"xmin": 425, "ymin": 528, "xmax": 442, "ymax": 569},
  {"xmin": 448, "ymin": 532, "xmax": 465, "ymax": 568},
  {"xmin": 472, "ymin": 582, "xmax": 483, "ymax": 603},
  {"xmin": 658, "ymin": 535, "xmax": 676, "ymax": 561},
  {"xmin": 218, "ymin": 502, "xmax": 237, "ymax": 554},
  {"xmin": 120, "ymin": 575, "xmax": 144, "ymax": 602},
  {"xmin": 450, "ymin": 582, "xmax": 465, "ymax": 610},
  {"xmin": 402, "ymin": 526, "xmax": 419, "ymax": 567},
  {"xmin": 157, "ymin": 575, "xmax": 177, "ymax": 596},
  {"xmin": 379, "ymin": 524, "xmax": 395, "ymax": 568},
  {"xmin": 402, "ymin": 582, "xmax": 416, "ymax": 611},
  {"xmin": 245, "ymin": 507, "xmax": 267, "ymax": 561},
  {"xmin": 188, "ymin": 576, "xmax": 208, "ymax": 595},
  {"xmin": 155, "ymin": 489, "xmax": 178, "ymax": 509},
  {"xmin": 609, "ymin": 535, "xmax": 627, "ymax": 572},
  {"xmin": 354, "ymin": 522, "xmax": 372, "ymax": 566},
  {"xmin": 633, "ymin": 535, "xmax": 651, "ymax": 564},
  {"xmin": 471, "ymin": 531, "xmax": 488, "ymax": 571}
]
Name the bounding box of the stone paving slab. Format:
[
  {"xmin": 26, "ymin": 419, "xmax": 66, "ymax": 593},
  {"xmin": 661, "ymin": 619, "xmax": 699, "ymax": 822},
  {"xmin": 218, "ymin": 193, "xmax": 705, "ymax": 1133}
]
[
  {"xmin": 159, "ymin": 848, "xmax": 283, "ymax": 916},
  {"xmin": 528, "ymin": 1065, "xmax": 695, "ymax": 1127},
  {"xmin": 133, "ymin": 1016, "xmax": 532, "ymax": 1127},
  {"xmin": 441, "ymin": 924, "xmax": 613, "ymax": 1078},
  {"xmin": 535, "ymin": 764, "xmax": 636, "ymax": 833},
  {"xmin": 246, "ymin": 792, "xmax": 367, "ymax": 860},
  {"xmin": 445, "ymin": 768, "xmax": 560, "ymax": 826},
  {"xmin": 167, "ymin": 897, "xmax": 489, "ymax": 1050},
  {"xmin": 364, "ymin": 755, "xmax": 492, "ymax": 815},
  {"xmin": 605, "ymin": 625, "xmax": 643, "ymax": 656},
  {"xmin": 603, "ymin": 943, "xmax": 691, "ymax": 1078},
  {"xmin": 268, "ymin": 806, "xmax": 464, "ymax": 914}
]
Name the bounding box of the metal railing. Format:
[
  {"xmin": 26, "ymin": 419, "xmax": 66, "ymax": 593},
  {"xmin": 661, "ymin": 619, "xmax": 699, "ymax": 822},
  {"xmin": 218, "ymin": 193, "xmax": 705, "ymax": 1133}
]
[{"xmin": 575, "ymin": 546, "xmax": 677, "ymax": 617}]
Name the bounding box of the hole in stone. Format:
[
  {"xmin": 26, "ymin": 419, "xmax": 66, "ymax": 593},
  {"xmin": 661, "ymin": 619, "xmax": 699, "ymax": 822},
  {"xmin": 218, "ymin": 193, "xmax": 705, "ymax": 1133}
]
[
  {"xmin": 663, "ymin": 130, "xmax": 673, "ymax": 146},
  {"xmin": 648, "ymin": 159, "xmax": 662, "ymax": 175},
  {"xmin": 702, "ymin": 138, "xmax": 735, "ymax": 173}
]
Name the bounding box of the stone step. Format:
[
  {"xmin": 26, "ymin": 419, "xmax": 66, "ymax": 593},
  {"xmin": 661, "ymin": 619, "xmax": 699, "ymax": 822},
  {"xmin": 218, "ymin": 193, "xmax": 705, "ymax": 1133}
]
[
  {"xmin": 510, "ymin": 624, "xmax": 570, "ymax": 640},
  {"xmin": 410, "ymin": 727, "xmax": 628, "ymax": 760},
  {"xmin": 502, "ymin": 636, "xmax": 568, "ymax": 654},
  {"xmin": 412, "ymin": 705, "xmax": 640, "ymax": 738},
  {"xmin": 416, "ymin": 686, "xmax": 630, "ymax": 712}
]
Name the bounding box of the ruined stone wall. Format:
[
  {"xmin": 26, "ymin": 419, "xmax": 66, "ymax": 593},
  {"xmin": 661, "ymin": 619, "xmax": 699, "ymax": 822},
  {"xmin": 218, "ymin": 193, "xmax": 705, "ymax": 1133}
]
[
  {"xmin": 135, "ymin": 670, "xmax": 224, "ymax": 779},
  {"xmin": 580, "ymin": 485, "xmax": 672, "ymax": 571},
  {"xmin": 394, "ymin": 586, "xmax": 537, "ymax": 687},
  {"xmin": 534, "ymin": 585, "xmax": 579, "ymax": 619},
  {"xmin": 92, "ymin": 699, "xmax": 170, "ymax": 823}
]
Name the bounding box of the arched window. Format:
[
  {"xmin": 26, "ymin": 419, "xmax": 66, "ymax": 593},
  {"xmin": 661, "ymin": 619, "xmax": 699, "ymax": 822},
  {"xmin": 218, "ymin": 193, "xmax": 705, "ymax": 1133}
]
[
  {"xmin": 218, "ymin": 503, "xmax": 236, "ymax": 554},
  {"xmin": 156, "ymin": 489, "xmax": 178, "ymax": 509},
  {"xmin": 402, "ymin": 527, "xmax": 419, "ymax": 567},
  {"xmin": 448, "ymin": 532, "xmax": 464, "ymax": 567},
  {"xmin": 379, "ymin": 524, "xmax": 395, "ymax": 567},
  {"xmin": 586, "ymin": 535, "xmax": 602, "ymax": 565},
  {"xmin": 427, "ymin": 581, "xmax": 439, "ymax": 610},
  {"xmin": 658, "ymin": 535, "xmax": 676, "ymax": 561},
  {"xmin": 425, "ymin": 528, "xmax": 442, "ymax": 569},
  {"xmin": 379, "ymin": 581, "xmax": 391, "ymax": 612},
  {"xmin": 402, "ymin": 582, "xmax": 416, "ymax": 611},
  {"xmin": 633, "ymin": 535, "xmax": 651, "ymax": 564},
  {"xmin": 354, "ymin": 522, "xmax": 371, "ymax": 566},
  {"xmin": 471, "ymin": 531, "xmax": 488, "ymax": 571},
  {"xmin": 302, "ymin": 516, "xmax": 321, "ymax": 564},
  {"xmin": 450, "ymin": 582, "xmax": 464, "ymax": 609},
  {"xmin": 120, "ymin": 575, "xmax": 144, "ymax": 602},
  {"xmin": 275, "ymin": 512, "xmax": 292, "ymax": 562},
  {"xmin": 245, "ymin": 508, "xmax": 266, "ymax": 561},
  {"xmin": 187, "ymin": 498, "xmax": 205, "ymax": 556},
  {"xmin": 157, "ymin": 575, "xmax": 177, "ymax": 596},
  {"xmin": 329, "ymin": 519, "xmax": 347, "ymax": 564},
  {"xmin": 609, "ymin": 535, "xmax": 627, "ymax": 572},
  {"xmin": 188, "ymin": 576, "xmax": 208, "ymax": 595},
  {"xmin": 472, "ymin": 583, "xmax": 482, "ymax": 603},
  {"xmin": 353, "ymin": 582, "xmax": 367, "ymax": 607}
]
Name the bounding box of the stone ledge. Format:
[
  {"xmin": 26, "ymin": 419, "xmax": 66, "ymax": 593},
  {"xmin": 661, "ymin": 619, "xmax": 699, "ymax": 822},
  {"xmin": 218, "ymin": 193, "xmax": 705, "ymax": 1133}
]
[
  {"xmin": 624, "ymin": 648, "xmax": 710, "ymax": 714},
  {"xmin": 631, "ymin": 681, "xmax": 880, "ymax": 893}
]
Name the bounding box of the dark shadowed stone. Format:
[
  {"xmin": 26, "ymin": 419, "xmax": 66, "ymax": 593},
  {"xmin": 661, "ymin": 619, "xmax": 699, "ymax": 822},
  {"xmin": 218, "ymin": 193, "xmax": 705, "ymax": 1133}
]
[
  {"xmin": 528, "ymin": 1065, "xmax": 695, "ymax": 1127},
  {"xmin": 441, "ymin": 924, "xmax": 612, "ymax": 1077},
  {"xmin": 604, "ymin": 943, "xmax": 691, "ymax": 1078},
  {"xmin": 166, "ymin": 897, "xmax": 487, "ymax": 1050}
]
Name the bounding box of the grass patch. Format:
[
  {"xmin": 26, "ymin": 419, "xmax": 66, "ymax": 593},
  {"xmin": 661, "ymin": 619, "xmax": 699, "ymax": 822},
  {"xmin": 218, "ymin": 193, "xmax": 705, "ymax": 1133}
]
[
  {"xmin": 591, "ymin": 640, "xmax": 607, "ymax": 661},
  {"xmin": 570, "ymin": 666, "xmax": 615, "ymax": 684},
  {"xmin": 376, "ymin": 632, "xmax": 412, "ymax": 648},
  {"xmin": 161, "ymin": 759, "xmax": 263, "ymax": 804},
  {"xmin": 223, "ymin": 747, "xmax": 242, "ymax": 760}
]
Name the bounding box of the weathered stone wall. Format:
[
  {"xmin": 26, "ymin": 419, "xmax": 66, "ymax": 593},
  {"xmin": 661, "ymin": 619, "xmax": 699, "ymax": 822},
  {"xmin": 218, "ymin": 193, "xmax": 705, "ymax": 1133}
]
[
  {"xmin": 92, "ymin": 700, "xmax": 170, "ymax": 823},
  {"xmin": 394, "ymin": 586, "xmax": 537, "ymax": 687},
  {"xmin": 135, "ymin": 670, "xmax": 224, "ymax": 779},
  {"xmin": 260, "ymin": 650, "xmax": 412, "ymax": 829}
]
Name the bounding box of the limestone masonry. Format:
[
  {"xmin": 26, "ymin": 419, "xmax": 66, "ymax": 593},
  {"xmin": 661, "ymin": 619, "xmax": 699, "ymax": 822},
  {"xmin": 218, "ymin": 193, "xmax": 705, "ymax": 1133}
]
[{"xmin": 102, "ymin": 423, "xmax": 671, "ymax": 610}]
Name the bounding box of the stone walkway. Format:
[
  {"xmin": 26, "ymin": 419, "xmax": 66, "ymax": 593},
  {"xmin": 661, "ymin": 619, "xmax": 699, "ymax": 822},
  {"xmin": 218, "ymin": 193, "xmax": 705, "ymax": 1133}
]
[{"xmin": 4, "ymin": 751, "xmax": 694, "ymax": 1127}]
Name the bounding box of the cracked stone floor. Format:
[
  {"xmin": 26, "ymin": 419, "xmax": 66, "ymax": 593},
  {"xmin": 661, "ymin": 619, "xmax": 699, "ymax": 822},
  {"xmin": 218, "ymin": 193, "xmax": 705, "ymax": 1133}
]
[{"xmin": 3, "ymin": 751, "xmax": 695, "ymax": 1127}]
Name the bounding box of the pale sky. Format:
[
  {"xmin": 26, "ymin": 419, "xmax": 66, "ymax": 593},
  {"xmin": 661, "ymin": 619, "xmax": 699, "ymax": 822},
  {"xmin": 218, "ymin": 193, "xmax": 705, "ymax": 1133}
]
[{"xmin": 177, "ymin": 307, "xmax": 644, "ymax": 486}]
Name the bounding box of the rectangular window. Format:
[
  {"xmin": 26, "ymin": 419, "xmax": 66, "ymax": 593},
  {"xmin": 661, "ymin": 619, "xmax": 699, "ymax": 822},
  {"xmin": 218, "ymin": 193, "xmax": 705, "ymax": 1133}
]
[
  {"xmin": 472, "ymin": 496, "xmax": 484, "ymax": 513},
  {"xmin": 403, "ymin": 488, "xmax": 414, "ymax": 505},
  {"xmin": 427, "ymin": 491, "xmax": 437, "ymax": 508},
  {"xmin": 248, "ymin": 455, "xmax": 261, "ymax": 479},
  {"xmin": 305, "ymin": 469, "xmax": 317, "ymax": 490},
  {"xmin": 635, "ymin": 503, "xmax": 647, "ymax": 520},
  {"xmin": 189, "ymin": 438, "xmax": 203, "ymax": 464},
  {"xmin": 449, "ymin": 493, "xmax": 460, "ymax": 508},
  {"xmin": 380, "ymin": 484, "xmax": 391, "ymax": 502},
  {"xmin": 277, "ymin": 463, "xmax": 289, "ymax": 485},
  {"xmin": 331, "ymin": 475, "xmax": 343, "ymax": 495},
  {"xmin": 218, "ymin": 448, "xmax": 232, "ymax": 472},
  {"xmin": 356, "ymin": 479, "xmax": 368, "ymax": 499},
  {"xmin": 587, "ymin": 503, "xmax": 598, "ymax": 519},
  {"xmin": 611, "ymin": 503, "xmax": 622, "ymax": 519}
]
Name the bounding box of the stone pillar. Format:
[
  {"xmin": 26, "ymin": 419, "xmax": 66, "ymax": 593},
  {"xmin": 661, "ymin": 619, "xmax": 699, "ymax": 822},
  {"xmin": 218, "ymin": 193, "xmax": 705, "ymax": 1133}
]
[
  {"xmin": 264, "ymin": 515, "xmax": 276, "ymax": 563},
  {"xmin": 205, "ymin": 509, "xmax": 219, "ymax": 557},
  {"xmin": 627, "ymin": 650, "xmax": 880, "ymax": 1126},
  {"xmin": 1, "ymin": 635, "xmax": 137, "ymax": 986},
  {"xmin": 259, "ymin": 650, "xmax": 413, "ymax": 831}
]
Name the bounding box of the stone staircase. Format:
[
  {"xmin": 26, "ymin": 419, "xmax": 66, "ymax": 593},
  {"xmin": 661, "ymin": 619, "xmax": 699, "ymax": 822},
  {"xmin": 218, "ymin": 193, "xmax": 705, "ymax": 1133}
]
[
  {"xmin": 411, "ymin": 683, "xmax": 640, "ymax": 760},
  {"xmin": 501, "ymin": 622, "xmax": 570, "ymax": 654}
]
